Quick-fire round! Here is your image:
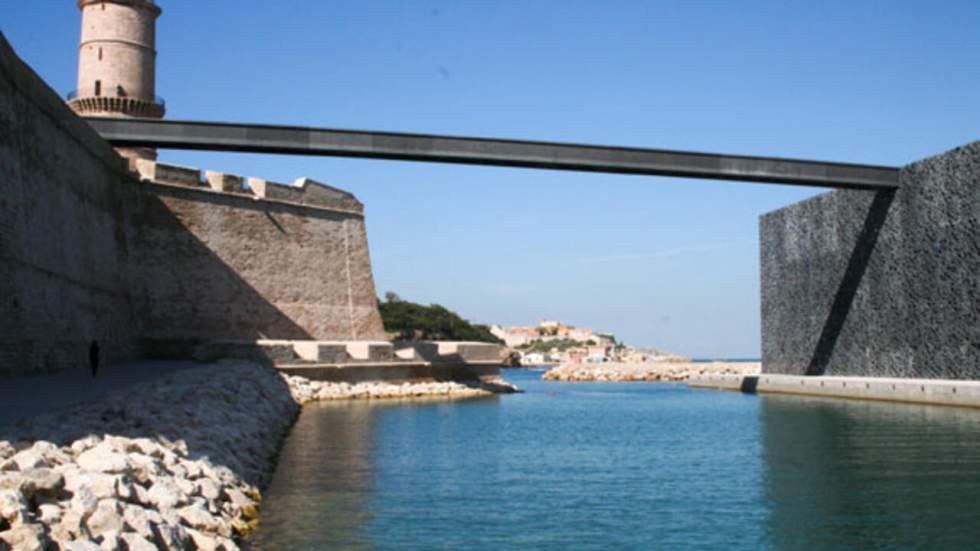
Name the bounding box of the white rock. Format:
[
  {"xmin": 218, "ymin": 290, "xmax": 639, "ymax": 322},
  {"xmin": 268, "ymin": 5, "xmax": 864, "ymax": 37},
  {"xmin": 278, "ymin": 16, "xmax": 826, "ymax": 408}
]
[
  {"xmin": 183, "ymin": 461, "xmax": 204, "ymax": 480},
  {"xmin": 196, "ymin": 479, "xmax": 221, "ymax": 501},
  {"xmin": 223, "ymin": 488, "xmax": 254, "ymax": 511},
  {"xmin": 146, "ymin": 478, "xmax": 188, "ymax": 510},
  {"xmin": 150, "ymin": 518, "xmax": 189, "ymax": 551},
  {"xmin": 119, "ymin": 533, "xmax": 157, "ymax": 551},
  {"xmin": 28, "ymin": 441, "xmax": 70, "ymax": 465},
  {"xmin": 0, "ymin": 522, "xmax": 49, "ymax": 551},
  {"xmin": 126, "ymin": 454, "xmax": 162, "ymax": 484},
  {"xmin": 130, "ymin": 439, "xmax": 162, "ymax": 458},
  {"xmin": 177, "ymin": 504, "xmax": 223, "ymax": 533},
  {"xmin": 121, "ymin": 504, "xmax": 154, "ymax": 540},
  {"xmin": 9, "ymin": 449, "xmax": 49, "ymax": 471},
  {"xmin": 217, "ymin": 535, "xmax": 241, "ymax": 551},
  {"xmin": 16, "ymin": 468, "xmax": 64, "ymax": 499},
  {"xmin": 37, "ymin": 503, "xmax": 62, "ymax": 524},
  {"xmin": 0, "ymin": 490, "xmax": 29, "ymax": 525},
  {"xmin": 51, "ymin": 509, "xmax": 88, "ymax": 542},
  {"xmin": 65, "ymin": 469, "xmax": 131, "ymax": 502},
  {"xmin": 64, "ymin": 540, "xmax": 103, "ymax": 551},
  {"xmin": 98, "ymin": 530, "xmax": 122, "ymax": 551},
  {"xmin": 70, "ymin": 436, "xmax": 101, "ymax": 456},
  {"xmin": 101, "ymin": 437, "xmax": 134, "ymax": 454},
  {"xmin": 114, "ymin": 478, "xmax": 135, "ymax": 502},
  {"xmin": 168, "ymin": 463, "xmax": 189, "ymax": 480},
  {"xmin": 0, "ymin": 474, "xmax": 22, "ymax": 493},
  {"xmin": 0, "ymin": 443, "xmax": 14, "ymax": 462},
  {"xmin": 85, "ymin": 499, "xmax": 124, "ymax": 538},
  {"xmin": 174, "ymin": 476, "xmax": 195, "ymax": 497},
  {"xmin": 69, "ymin": 487, "xmax": 99, "ymax": 518},
  {"xmin": 76, "ymin": 445, "xmax": 130, "ymax": 474},
  {"xmin": 187, "ymin": 528, "xmax": 222, "ymax": 551}
]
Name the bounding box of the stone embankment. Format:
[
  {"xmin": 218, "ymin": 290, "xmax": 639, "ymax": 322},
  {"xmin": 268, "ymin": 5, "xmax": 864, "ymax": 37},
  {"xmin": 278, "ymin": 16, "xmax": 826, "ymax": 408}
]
[
  {"xmin": 0, "ymin": 361, "xmax": 519, "ymax": 550},
  {"xmin": 284, "ymin": 375, "xmax": 520, "ymax": 404},
  {"xmin": 0, "ymin": 361, "xmax": 295, "ymax": 551},
  {"xmin": 542, "ymin": 361, "xmax": 761, "ymax": 382}
]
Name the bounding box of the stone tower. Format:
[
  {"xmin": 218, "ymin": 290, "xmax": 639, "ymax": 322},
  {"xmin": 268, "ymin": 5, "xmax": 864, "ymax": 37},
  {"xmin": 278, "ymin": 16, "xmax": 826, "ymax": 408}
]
[{"xmin": 68, "ymin": 0, "xmax": 164, "ymax": 167}]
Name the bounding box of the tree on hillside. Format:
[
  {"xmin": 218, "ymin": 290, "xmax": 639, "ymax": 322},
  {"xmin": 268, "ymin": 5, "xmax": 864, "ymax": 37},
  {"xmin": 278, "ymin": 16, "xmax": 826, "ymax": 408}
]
[{"xmin": 378, "ymin": 293, "xmax": 503, "ymax": 344}]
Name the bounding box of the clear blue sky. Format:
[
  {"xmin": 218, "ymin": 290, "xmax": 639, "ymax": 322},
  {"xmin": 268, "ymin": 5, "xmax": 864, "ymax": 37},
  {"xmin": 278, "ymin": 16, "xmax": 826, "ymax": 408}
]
[{"xmin": 3, "ymin": 1, "xmax": 977, "ymax": 357}]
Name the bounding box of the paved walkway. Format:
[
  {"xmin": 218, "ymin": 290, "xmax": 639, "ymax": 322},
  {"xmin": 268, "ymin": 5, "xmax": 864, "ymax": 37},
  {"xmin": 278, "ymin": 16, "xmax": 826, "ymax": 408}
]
[{"xmin": 0, "ymin": 360, "xmax": 201, "ymax": 429}]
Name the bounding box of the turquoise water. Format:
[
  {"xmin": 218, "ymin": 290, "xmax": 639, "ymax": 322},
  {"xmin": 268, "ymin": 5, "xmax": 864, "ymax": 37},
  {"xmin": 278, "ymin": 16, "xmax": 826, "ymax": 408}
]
[{"xmin": 247, "ymin": 369, "xmax": 980, "ymax": 550}]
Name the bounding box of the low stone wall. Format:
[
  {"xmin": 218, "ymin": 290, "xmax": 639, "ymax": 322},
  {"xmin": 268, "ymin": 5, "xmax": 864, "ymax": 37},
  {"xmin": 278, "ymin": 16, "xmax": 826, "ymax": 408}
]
[{"xmin": 542, "ymin": 361, "xmax": 761, "ymax": 382}]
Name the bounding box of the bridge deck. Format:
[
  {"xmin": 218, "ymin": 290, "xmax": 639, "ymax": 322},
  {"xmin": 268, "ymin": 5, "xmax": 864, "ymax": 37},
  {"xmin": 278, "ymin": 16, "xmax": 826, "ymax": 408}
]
[{"xmin": 86, "ymin": 117, "xmax": 900, "ymax": 190}]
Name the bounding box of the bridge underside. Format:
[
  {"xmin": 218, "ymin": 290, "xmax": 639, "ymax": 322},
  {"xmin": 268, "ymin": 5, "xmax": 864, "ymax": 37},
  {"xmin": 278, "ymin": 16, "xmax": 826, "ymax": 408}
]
[{"xmin": 86, "ymin": 117, "xmax": 899, "ymax": 190}]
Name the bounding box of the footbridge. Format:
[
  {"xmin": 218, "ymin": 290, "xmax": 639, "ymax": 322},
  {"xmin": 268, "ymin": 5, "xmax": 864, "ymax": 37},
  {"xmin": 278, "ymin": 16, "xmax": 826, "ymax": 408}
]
[{"xmin": 85, "ymin": 117, "xmax": 899, "ymax": 190}]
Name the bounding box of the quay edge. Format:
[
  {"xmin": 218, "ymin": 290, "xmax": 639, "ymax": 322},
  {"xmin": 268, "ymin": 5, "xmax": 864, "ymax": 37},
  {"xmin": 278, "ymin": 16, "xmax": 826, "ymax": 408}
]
[{"xmin": 689, "ymin": 373, "xmax": 980, "ymax": 409}]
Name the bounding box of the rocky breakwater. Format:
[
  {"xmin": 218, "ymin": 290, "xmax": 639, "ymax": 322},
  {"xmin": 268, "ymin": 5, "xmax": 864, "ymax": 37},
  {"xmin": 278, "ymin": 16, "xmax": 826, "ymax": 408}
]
[
  {"xmin": 284, "ymin": 375, "xmax": 520, "ymax": 404},
  {"xmin": 0, "ymin": 360, "xmax": 297, "ymax": 551},
  {"xmin": 542, "ymin": 361, "xmax": 761, "ymax": 382}
]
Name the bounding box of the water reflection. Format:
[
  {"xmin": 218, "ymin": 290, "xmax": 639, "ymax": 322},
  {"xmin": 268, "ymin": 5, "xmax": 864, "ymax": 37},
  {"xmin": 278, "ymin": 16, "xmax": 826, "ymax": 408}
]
[
  {"xmin": 250, "ymin": 374, "xmax": 980, "ymax": 550},
  {"xmin": 246, "ymin": 401, "xmax": 379, "ymax": 550},
  {"xmin": 760, "ymin": 395, "xmax": 980, "ymax": 550}
]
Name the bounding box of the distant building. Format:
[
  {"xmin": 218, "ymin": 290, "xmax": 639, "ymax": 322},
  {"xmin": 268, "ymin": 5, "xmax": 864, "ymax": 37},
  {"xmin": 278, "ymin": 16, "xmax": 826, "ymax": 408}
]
[
  {"xmin": 587, "ymin": 345, "xmax": 610, "ymax": 363},
  {"xmin": 622, "ymin": 351, "xmax": 647, "ymax": 364},
  {"xmin": 521, "ymin": 352, "xmax": 546, "ymax": 365},
  {"xmin": 490, "ymin": 320, "xmax": 614, "ymax": 349}
]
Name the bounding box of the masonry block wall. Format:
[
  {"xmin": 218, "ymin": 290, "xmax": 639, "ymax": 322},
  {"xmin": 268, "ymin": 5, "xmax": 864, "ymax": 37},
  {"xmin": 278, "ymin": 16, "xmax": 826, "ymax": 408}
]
[
  {"xmin": 0, "ymin": 35, "xmax": 385, "ymax": 376},
  {"xmin": 132, "ymin": 172, "xmax": 386, "ymax": 352},
  {"xmin": 760, "ymin": 142, "xmax": 980, "ymax": 379},
  {"xmin": 0, "ymin": 36, "xmax": 143, "ymax": 376}
]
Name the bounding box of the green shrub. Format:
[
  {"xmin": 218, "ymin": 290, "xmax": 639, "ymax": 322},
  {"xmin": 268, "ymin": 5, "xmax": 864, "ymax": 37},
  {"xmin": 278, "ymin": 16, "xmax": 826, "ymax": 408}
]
[{"xmin": 378, "ymin": 294, "xmax": 503, "ymax": 344}]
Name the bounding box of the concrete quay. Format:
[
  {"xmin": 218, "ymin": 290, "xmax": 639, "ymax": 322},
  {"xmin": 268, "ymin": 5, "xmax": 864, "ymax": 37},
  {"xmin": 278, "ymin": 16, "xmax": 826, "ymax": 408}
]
[
  {"xmin": 193, "ymin": 339, "xmax": 510, "ymax": 384},
  {"xmin": 689, "ymin": 373, "xmax": 980, "ymax": 409}
]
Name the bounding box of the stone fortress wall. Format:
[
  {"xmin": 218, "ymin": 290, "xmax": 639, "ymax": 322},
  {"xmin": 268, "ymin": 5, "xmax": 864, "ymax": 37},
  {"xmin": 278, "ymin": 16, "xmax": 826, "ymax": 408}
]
[
  {"xmin": 0, "ymin": 33, "xmax": 143, "ymax": 376},
  {"xmin": 760, "ymin": 142, "xmax": 980, "ymax": 379},
  {"xmin": 131, "ymin": 161, "xmax": 385, "ymax": 354},
  {"xmin": 0, "ymin": 34, "xmax": 385, "ymax": 377}
]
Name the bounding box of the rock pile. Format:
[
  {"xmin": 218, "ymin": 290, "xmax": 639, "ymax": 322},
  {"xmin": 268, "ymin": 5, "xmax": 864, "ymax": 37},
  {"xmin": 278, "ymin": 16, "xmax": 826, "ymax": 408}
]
[
  {"xmin": 284, "ymin": 376, "xmax": 520, "ymax": 404},
  {"xmin": 0, "ymin": 361, "xmax": 297, "ymax": 551},
  {"xmin": 542, "ymin": 361, "xmax": 761, "ymax": 382}
]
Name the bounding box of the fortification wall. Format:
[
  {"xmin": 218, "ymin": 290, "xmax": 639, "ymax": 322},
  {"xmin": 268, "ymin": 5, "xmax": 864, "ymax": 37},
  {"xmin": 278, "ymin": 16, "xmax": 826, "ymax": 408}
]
[
  {"xmin": 760, "ymin": 142, "xmax": 980, "ymax": 379},
  {"xmin": 0, "ymin": 35, "xmax": 143, "ymax": 376},
  {"xmin": 130, "ymin": 163, "xmax": 386, "ymax": 353},
  {"xmin": 0, "ymin": 33, "xmax": 386, "ymax": 375}
]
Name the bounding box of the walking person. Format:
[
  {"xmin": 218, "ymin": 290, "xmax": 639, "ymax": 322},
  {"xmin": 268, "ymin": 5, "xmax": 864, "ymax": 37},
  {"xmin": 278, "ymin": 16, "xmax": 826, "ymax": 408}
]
[{"xmin": 89, "ymin": 340, "xmax": 100, "ymax": 378}]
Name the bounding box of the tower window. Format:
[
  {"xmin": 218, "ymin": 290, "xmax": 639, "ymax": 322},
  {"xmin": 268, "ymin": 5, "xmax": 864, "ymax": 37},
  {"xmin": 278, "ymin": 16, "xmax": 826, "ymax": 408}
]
[
  {"xmin": 94, "ymin": 80, "xmax": 101, "ymax": 96},
  {"xmin": 98, "ymin": 48, "xmax": 103, "ymax": 61}
]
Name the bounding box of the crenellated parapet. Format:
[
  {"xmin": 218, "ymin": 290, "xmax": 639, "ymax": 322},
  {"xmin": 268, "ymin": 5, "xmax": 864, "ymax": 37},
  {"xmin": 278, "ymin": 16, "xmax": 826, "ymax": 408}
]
[{"xmin": 134, "ymin": 160, "xmax": 364, "ymax": 215}]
